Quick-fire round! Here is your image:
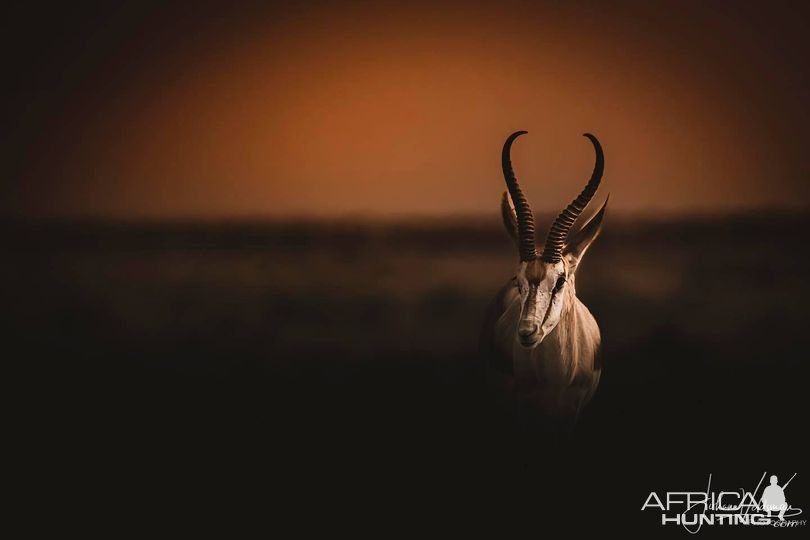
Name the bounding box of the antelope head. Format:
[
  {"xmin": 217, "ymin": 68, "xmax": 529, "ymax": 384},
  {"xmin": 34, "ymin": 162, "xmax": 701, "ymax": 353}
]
[{"xmin": 501, "ymin": 131, "xmax": 608, "ymax": 348}]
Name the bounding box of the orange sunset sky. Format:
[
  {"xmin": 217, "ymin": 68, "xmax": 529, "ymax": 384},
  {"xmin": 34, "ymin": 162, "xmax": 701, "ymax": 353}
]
[{"xmin": 2, "ymin": 1, "xmax": 808, "ymax": 218}]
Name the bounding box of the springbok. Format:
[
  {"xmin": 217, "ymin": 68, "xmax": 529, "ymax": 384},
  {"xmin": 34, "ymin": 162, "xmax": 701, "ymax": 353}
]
[{"xmin": 480, "ymin": 130, "xmax": 608, "ymax": 433}]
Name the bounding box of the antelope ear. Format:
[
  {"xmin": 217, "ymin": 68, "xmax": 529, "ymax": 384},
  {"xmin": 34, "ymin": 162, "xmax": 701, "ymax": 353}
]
[
  {"xmin": 500, "ymin": 191, "xmax": 519, "ymax": 246},
  {"xmin": 564, "ymin": 195, "xmax": 608, "ymax": 272}
]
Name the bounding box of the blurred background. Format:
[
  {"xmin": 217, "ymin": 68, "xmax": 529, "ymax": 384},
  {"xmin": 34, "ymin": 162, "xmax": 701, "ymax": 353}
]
[{"xmin": 2, "ymin": 0, "xmax": 808, "ymax": 532}]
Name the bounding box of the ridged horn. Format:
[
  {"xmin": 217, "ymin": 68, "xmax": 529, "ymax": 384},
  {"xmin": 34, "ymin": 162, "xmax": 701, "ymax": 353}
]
[
  {"xmin": 542, "ymin": 133, "xmax": 604, "ymax": 263},
  {"xmin": 502, "ymin": 131, "xmax": 537, "ymax": 261}
]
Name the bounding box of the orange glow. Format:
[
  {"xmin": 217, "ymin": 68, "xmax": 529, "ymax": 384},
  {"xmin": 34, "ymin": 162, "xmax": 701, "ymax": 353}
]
[{"xmin": 22, "ymin": 3, "xmax": 809, "ymax": 218}]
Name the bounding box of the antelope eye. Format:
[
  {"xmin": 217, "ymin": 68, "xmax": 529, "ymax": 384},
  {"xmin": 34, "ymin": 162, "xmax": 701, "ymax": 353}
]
[{"xmin": 554, "ymin": 275, "xmax": 566, "ymax": 291}]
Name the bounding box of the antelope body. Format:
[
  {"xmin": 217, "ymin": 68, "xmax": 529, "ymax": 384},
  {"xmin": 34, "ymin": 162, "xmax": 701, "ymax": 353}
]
[{"xmin": 480, "ymin": 131, "xmax": 608, "ymax": 430}]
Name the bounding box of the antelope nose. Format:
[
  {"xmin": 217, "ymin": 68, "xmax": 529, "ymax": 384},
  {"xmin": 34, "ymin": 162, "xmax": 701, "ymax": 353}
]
[{"xmin": 518, "ymin": 324, "xmax": 539, "ymax": 340}]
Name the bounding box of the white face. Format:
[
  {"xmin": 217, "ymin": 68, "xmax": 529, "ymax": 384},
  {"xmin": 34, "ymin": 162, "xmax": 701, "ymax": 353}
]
[{"xmin": 514, "ymin": 259, "xmax": 568, "ymax": 347}]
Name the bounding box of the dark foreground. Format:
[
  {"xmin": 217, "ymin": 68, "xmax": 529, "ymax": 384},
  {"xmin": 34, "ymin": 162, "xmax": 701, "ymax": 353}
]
[{"xmin": 4, "ymin": 214, "xmax": 808, "ymax": 535}]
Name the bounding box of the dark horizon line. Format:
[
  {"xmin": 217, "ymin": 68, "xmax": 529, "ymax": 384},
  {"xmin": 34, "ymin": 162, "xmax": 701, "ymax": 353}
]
[{"xmin": 2, "ymin": 206, "xmax": 809, "ymax": 227}]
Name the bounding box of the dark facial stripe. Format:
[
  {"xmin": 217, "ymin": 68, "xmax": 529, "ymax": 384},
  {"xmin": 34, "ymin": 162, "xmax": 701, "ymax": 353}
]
[
  {"xmin": 522, "ymin": 283, "xmax": 563, "ymax": 332},
  {"xmin": 522, "ymin": 285, "xmax": 538, "ymax": 320},
  {"xmin": 538, "ymin": 292, "xmax": 556, "ymax": 329}
]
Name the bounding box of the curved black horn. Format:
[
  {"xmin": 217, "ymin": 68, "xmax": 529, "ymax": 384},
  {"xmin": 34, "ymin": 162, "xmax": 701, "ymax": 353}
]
[
  {"xmin": 502, "ymin": 131, "xmax": 537, "ymax": 261},
  {"xmin": 542, "ymin": 133, "xmax": 604, "ymax": 263}
]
